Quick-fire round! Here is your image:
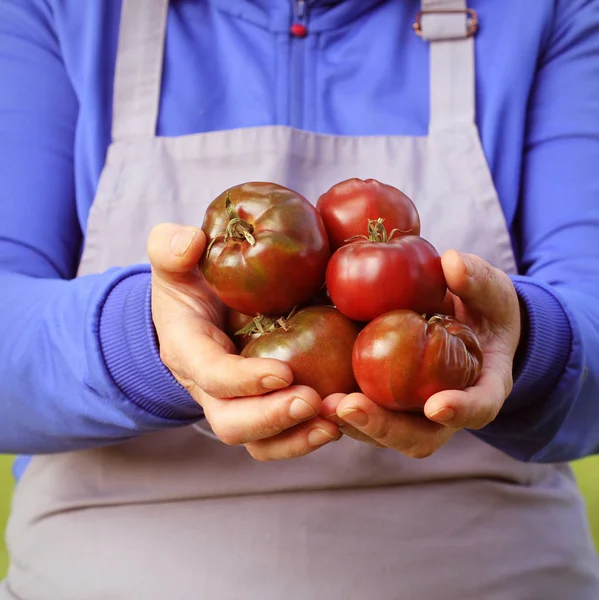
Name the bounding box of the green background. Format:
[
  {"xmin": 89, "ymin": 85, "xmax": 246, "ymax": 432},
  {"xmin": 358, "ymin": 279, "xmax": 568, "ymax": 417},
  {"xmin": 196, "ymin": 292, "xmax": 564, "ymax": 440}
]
[{"xmin": 0, "ymin": 454, "xmax": 597, "ymax": 578}]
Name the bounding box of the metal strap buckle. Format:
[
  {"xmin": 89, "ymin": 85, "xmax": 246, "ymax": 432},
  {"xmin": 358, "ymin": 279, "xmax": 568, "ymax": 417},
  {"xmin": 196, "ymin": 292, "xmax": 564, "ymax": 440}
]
[{"xmin": 413, "ymin": 8, "xmax": 479, "ymax": 39}]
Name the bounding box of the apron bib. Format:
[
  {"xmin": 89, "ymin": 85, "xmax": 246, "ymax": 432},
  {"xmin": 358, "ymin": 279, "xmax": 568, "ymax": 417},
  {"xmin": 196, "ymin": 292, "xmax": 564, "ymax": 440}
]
[{"xmin": 3, "ymin": 1, "xmax": 599, "ymax": 598}]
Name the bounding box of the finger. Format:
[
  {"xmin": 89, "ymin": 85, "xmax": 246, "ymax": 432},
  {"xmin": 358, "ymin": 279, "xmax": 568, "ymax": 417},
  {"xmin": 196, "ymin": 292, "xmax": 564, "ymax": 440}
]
[
  {"xmin": 245, "ymin": 418, "xmax": 342, "ymax": 461},
  {"xmin": 336, "ymin": 393, "xmax": 453, "ymax": 458},
  {"xmin": 321, "ymin": 393, "xmax": 347, "ymax": 423},
  {"xmin": 338, "ymin": 426, "xmax": 386, "ymax": 448},
  {"xmin": 148, "ymin": 223, "xmax": 207, "ymax": 284},
  {"xmin": 194, "ymin": 351, "xmax": 293, "ymax": 399},
  {"xmin": 424, "ymin": 357, "xmax": 512, "ymax": 430},
  {"xmin": 441, "ymin": 249, "xmax": 518, "ymax": 325},
  {"xmin": 202, "ymin": 385, "xmax": 326, "ymax": 445},
  {"xmin": 161, "ymin": 316, "xmax": 293, "ymax": 398},
  {"xmin": 323, "ymin": 395, "xmax": 391, "ymax": 447},
  {"xmin": 439, "ymin": 288, "xmax": 457, "ymax": 317}
]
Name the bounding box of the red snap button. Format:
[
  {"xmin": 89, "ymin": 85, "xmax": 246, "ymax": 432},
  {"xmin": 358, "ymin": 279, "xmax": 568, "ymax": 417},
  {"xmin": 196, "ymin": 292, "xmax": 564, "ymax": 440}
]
[{"xmin": 290, "ymin": 23, "xmax": 308, "ymax": 38}]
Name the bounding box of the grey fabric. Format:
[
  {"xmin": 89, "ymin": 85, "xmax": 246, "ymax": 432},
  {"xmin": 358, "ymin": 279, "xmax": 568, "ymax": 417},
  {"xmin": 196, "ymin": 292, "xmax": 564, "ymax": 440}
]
[
  {"xmin": 420, "ymin": 0, "xmax": 475, "ymax": 128},
  {"xmin": 3, "ymin": 0, "xmax": 599, "ymax": 598},
  {"xmin": 111, "ymin": 0, "xmax": 167, "ymax": 141}
]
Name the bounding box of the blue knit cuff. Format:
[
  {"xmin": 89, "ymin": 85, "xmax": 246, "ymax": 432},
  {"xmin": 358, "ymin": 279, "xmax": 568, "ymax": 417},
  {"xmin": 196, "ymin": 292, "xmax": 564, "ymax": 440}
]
[
  {"xmin": 506, "ymin": 276, "xmax": 573, "ymax": 412},
  {"xmin": 99, "ymin": 271, "xmax": 203, "ymax": 421}
]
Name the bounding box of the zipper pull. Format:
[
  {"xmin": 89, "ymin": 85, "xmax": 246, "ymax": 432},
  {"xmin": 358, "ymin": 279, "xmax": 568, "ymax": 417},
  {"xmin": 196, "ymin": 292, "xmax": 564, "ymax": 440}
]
[{"xmin": 290, "ymin": 0, "xmax": 308, "ymax": 38}]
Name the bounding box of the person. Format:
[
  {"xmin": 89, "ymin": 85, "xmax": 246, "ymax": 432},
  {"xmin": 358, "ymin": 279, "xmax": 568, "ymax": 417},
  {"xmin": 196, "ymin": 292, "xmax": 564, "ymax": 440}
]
[{"xmin": 1, "ymin": 0, "xmax": 599, "ymax": 598}]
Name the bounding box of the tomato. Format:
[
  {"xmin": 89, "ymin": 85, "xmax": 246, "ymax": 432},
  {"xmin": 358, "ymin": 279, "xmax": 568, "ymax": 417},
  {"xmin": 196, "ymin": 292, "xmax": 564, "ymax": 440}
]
[
  {"xmin": 225, "ymin": 287, "xmax": 333, "ymax": 352},
  {"xmin": 326, "ymin": 222, "xmax": 447, "ymax": 322},
  {"xmin": 200, "ymin": 182, "xmax": 330, "ymax": 316},
  {"xmin": 316, "ymin": 178, "xmax": 420, "ymax": 251},
  {"xmin": 241, "ymin": 306, "xmax": 360, "ymax": 398},
  {"xmin": 352, "ymin": 310, "xmax": 483, "ymax": 412}
]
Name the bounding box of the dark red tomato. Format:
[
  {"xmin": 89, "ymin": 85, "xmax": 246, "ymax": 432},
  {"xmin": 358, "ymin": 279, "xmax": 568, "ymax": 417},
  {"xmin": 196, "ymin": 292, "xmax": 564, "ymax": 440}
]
[
  {"xmin": 225, "ymin": 294, "xmax": 333, "ymax": 352},
  {"xmin": 326, "ymin": 227, "xmax": 447, "ymax": 322},
  {"xmin": 241, "ymin": 306, "xmax": 360, "ymax": 398},
  {"xmin": 316, "ymin": 178, "xmax": 421, "ymax": 251},
  {"xmin": 200, "ymin": 182, "xmax": 330, "ymax": 316},
  {"xmin": 353, "ymin": 310, "xmax": 483, "ymax": 412}
]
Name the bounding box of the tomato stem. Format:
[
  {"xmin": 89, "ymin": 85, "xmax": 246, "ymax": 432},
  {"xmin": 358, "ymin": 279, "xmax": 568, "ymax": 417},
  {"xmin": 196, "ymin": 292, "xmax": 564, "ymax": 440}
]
[
  {"xmin": 224, "ymin": 194, "xmax": 238, "ymax": 221},
  {"xmin": 206, "ymin": 193, "xmax": 256, "ymax": 256},
  {"xmin": 234, "ymin": 306, "xmax": 298, "ymax": 337},
  {"xmin": 344, "ymin": 218, "xmax": 412, "ymax": 244},
  {"xmin": 235, "ymin": 315, "xmax": 277, "ymax": 337},
  {"xmin": 427, "ymin": 314, "xmax": 455, "ymax": 329}
]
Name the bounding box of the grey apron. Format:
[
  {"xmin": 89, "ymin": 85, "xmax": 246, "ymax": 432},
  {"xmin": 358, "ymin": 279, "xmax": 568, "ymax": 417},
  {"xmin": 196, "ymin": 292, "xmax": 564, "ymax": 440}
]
[{"xmin": 3, "ymin": 0, "xmax": 599, "ymax": 598}]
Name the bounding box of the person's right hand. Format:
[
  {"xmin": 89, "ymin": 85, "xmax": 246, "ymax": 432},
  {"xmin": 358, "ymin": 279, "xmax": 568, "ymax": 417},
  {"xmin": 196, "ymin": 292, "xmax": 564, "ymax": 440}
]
[{"xmin": 147, "ymin": 223, "xmax": 341, "ymax": 460}]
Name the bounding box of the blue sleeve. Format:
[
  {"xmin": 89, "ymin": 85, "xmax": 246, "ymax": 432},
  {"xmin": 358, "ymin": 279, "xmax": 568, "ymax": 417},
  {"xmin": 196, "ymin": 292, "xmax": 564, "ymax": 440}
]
[
  {"xmin": 472, "ymin": 0, "xmax": 599, "ymax": 463},
  {"xmin": 0, "ymin": 1, "xmax": 201, "ymax": 455}
]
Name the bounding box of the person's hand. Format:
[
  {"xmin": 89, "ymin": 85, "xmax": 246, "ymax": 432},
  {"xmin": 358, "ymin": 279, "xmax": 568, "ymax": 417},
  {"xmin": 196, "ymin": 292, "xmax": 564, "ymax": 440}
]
[
  {"xmin": 323, "ymin": 249, "xmax": 521, "ymax": 458},
  {"xmin": 148, "ymin": 223, "xmax": 341, "ymax": 460}
]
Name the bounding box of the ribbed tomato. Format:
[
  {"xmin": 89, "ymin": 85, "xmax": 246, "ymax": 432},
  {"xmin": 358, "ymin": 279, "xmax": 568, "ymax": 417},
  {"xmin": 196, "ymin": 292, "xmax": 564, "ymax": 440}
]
[
  {"xmin": 200, "ymin": 183, "xmax": 330, "ymax": 316},
  {"xmin": 241, "ymin": 306, "xmax": 360, "ymax": 398},
  {"xmin": 326, "ymin": 220, "xmax": 447, "ymax": 322},
  {"xmin": 316, "ymin": 178, "xmax": 420, "ymax": 251},
  {"xmin": 352, "ymin": 310, "xmax": 483, "ymax": 412}
]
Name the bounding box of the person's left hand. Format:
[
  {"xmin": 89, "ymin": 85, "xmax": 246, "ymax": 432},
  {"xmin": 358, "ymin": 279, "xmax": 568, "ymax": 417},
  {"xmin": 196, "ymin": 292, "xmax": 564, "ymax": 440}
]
[{"xmin": 323, "ymin": 249, "xmax": 522, "ymax": 458}]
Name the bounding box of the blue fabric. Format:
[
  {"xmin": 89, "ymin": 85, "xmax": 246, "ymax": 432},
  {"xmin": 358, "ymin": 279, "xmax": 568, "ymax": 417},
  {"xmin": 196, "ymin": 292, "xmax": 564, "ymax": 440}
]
[{"xmin": 1, "ymin": 0, "xmax": 599, "ymax": 466}]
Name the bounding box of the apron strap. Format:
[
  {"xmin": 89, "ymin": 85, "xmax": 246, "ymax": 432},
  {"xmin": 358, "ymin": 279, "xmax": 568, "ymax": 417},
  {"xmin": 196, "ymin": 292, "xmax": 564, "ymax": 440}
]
[
  {"xmin": 111, "ymin": 0, "xmax": 168, "ymax": 142},
  {"xmin": 110, "ymin": 0, "xmax": 474, "ymax": 138},
  {"xmin": 418, "ymin": 0, "xmax": 475, "ymax": 131}
]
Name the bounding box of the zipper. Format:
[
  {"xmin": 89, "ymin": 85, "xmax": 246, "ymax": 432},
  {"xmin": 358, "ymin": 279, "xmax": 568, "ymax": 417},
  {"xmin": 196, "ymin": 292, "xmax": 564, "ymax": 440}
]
[{"xmin": 289, "ymin": 0, "xmax": 309, "ymax": 128}]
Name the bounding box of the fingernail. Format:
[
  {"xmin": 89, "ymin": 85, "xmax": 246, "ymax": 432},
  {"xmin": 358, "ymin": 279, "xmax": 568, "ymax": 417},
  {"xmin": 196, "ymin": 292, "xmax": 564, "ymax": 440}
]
[
  {"xmin": 170, "ymin": 229, "xmax": 197, "ymax": 256},
  {"xmin": 289, "ymin": 397, "xmax": 316, "ymax": 420},
  {"xmin": 429, "ymin": 407, "xmax": 455, "ymax": 422},
  {"xmin": 338, "ymin": 408, "xmax": 368, "ymax": 427},
  {"xmin": 308, "ymin": 428, "xmax": 336, "ymax": 447},
  {"xmin": 261, "ymin": 375, "xmax": 290, "ymax": 391},
  {"xmin": 461, "ymin": 253, "xmax": 474, "ymax": 277}
]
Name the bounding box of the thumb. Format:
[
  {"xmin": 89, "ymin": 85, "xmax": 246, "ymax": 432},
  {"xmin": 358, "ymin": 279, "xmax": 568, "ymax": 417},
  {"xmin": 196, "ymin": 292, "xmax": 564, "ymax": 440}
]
[
  {"xmin": 441, "ymin": 249, "xmax": 518, "ymax": 325},
  {"xmin": 147, "ymin": 223, "xmax": 206, "ymax": 284}
]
